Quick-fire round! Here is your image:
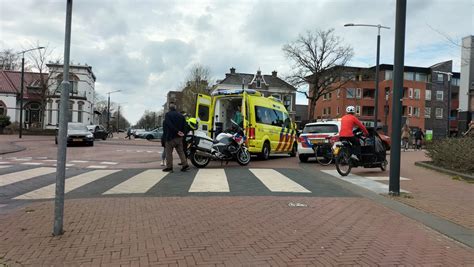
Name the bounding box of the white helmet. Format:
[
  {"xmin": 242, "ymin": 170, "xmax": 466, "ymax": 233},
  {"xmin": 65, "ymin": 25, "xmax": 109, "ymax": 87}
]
[{"xmin": 346, "ymin": 106, "xmax": 355, "ymax": 113}]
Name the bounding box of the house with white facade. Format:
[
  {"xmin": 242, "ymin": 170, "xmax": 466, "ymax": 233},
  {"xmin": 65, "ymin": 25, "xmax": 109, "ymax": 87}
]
[
  {"xmin": 44, "ymin": 63, "xmax": 96, "ymax": 129},
  {"xmin": 213, "ymin": 68, "xmax": 297, "ymax": 119}
]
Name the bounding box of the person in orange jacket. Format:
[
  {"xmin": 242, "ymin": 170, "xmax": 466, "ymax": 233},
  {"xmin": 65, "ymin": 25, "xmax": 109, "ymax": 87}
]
[{"xmin": 339, "ymin": 106, "xmax": 369, "ymax": 161}]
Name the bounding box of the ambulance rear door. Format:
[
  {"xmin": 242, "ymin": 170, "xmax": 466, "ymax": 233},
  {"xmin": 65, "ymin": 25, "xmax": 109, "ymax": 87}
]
[{"xmin": 195, "ymin": 94, "xmax": 213, "ymax": 137}]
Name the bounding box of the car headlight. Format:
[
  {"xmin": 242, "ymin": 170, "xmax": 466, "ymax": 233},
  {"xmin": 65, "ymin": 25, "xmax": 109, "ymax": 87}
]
[{"xmin": 87, "ymin": 133, "xmax": 93, "ymax": 138}]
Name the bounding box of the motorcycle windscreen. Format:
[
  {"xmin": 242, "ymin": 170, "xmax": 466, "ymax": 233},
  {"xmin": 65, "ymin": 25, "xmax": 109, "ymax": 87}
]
[{"xmin": 195, "ymin": 94, "xmax": 213, "ymax": 137}]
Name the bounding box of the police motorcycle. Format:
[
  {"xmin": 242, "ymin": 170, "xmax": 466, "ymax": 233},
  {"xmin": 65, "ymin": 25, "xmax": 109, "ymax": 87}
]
[
  {"xmin": 333, "ymin": 127, "xmax": 388, "ymax": 176},
  {"xmin": 187, "ymin": 119, "xmax": 251, "ymax": 168}
]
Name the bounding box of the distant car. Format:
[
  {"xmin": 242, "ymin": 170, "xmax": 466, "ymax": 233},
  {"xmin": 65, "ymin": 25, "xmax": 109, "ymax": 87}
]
[
  {"xmin": 87, "ymin": 125, "xmax": 108, "ymax": 140},
  {"xmin": 136, "ymin": 128, "xmax": 163, "ymax": 140},
  {"xmin": 132, "ymin": 129, "xmax": 146, "ymax": 137},
  {"xmin": 297, "ymin": 120, "xmax": 391, "ymax": 162},
  {"xmin": 56, "ymin": 123, "xmax": 94, "ymax": 146}
]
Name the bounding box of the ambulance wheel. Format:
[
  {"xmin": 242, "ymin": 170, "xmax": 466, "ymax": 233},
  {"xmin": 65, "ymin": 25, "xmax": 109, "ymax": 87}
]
[
  {"xmin": 289, "ymin": 142, "xmax": 297, "ymax": 157},
  {"xmin": 190, "ymin": 151, "xmax": 210, "ymax": 168},
  {"xmin": 259, "ymin": 142, "xmax": 270, "ymax": 160}
]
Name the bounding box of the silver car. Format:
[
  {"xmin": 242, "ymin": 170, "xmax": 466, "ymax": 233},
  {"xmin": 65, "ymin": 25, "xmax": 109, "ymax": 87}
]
[{"xmin": 55, "ymin": 123, "xmax": 94, "ymax": 146}]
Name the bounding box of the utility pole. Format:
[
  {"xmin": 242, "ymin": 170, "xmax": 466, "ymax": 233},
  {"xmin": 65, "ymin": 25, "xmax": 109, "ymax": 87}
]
[
  {"xmin": 389, "ymin": 0, "xmax": 406, "ymax": 196},
  {"xmin": 53, "ymin": 0, "xmax": 73, "ymax": 236}
]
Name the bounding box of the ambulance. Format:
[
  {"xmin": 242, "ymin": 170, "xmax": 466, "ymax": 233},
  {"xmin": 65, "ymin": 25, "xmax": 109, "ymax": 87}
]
[{"xmin": 195, "ymin": 89, "xmax": 297, "ymax": 160}]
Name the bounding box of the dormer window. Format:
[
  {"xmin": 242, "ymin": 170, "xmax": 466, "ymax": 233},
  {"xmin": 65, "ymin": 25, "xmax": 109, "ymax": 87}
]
[{"xmin": 256, "ymin": 79, "xmax": 261, "ymax": 88}]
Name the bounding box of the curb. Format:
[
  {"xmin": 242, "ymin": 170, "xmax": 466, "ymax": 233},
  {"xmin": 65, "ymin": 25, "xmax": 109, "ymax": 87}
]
[
  {"xmin": 0, "ymin": 142, "xmax": 26, "ymax": 155},
  {"xmin": 415, "ymin": 161, "xmax": 474, "ymax": 181}
]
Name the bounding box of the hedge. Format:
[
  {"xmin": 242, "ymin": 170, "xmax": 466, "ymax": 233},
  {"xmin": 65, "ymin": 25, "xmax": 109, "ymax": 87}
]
[{"xmin": 425, "ymin": 136, "xmax": 474, "ymax": 174}]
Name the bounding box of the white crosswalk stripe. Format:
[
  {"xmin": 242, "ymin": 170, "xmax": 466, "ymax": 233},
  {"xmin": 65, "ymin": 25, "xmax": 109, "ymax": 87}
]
[
  {"xmin": 14, "ymin": 170, "xmax": 119, "ymax": 199},
  {"xmin": 250, "ymin": 169, "xmax": 311, "ymax": 193},
  {"xmin": 0, "ymin": 167, "xmax": 56, "ymax": 187},
  {"xmin": 0, "ymin": 165, "xmax": 12, "ymax": 169},
  {"xmin": 103, "ymin": 170, "xmax": 166, "ymax": 194},
  {"xmin": 189, "ymin": 169, "xmax": 229, "ymax": 192}
]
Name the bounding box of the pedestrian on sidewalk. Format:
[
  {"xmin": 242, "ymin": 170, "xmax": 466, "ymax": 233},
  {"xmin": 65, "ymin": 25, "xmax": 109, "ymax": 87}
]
[
  {"xmin": 162, "ymin": 103, "xmax": 190, "ymax": 172},
  {"xmin": 414, "ymin": 128, "xmax": 424, "ymax": 150},
  {"xmin": 401, "ymin": 124, "xmax": 410, "ymax": 151},
  {"xmin": 126, "ymin": 127, "xmax": 132, "ymax": 139}
]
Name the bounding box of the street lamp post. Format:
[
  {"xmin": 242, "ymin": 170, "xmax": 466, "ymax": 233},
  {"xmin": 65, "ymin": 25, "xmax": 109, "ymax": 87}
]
[
  {"xmin": 106, "ymin": 90, "xmax": 121, "ymax": 131},
  {"xmin": 17, "ymin": 47, "xmax": 45, "ymax": 138},
  {"xmin": 117, "ymin": 102, "xmax": 127, "ymax": 132},
  {"xmin": 433, "ymin": 71, "xmax": 453, "ymax": 137},
  {"xmin": 344, "ymin": 23, "xmax": 390, "ymax": 130}
]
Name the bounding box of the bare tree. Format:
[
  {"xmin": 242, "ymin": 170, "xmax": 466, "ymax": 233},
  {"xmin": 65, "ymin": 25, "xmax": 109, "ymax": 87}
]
[
  {"xmin": 181, "ymin": 64, "xmax": 212, "ymax": 114},
  {"xmin": 283, "ymin": 28, "xmax": 354, "ymax": 120},
  {"xmin": 0, "ymin": 49, "xmax": 20, "ymax": 70}
]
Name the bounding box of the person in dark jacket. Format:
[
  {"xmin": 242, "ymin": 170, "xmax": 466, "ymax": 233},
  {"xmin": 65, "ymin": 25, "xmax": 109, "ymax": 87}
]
[
  {"xmin": 414, "ymin": 128, "xmax": 424, "ymax": 150},
  {"xmin": 162, "ymin": 103, "xmax": 189, "ymax": 172}
]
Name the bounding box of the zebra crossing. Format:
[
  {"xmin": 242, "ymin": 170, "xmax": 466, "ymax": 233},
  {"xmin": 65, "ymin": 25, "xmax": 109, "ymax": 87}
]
[{"xmin": 0, "ymin": 166, "xmax": 324, "ymax": 201}]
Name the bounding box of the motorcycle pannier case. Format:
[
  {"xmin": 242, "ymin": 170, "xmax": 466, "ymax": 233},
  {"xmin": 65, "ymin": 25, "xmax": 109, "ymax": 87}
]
[{"xmin": 193, "ymin": 131, "xmax": 213, "ymax": 152}]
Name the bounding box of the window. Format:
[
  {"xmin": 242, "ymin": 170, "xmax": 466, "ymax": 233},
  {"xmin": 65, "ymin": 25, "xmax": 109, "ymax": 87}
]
[
  {"xmin": 425, "ymin": 90, "xmax": 431, "ymax": 101},
  {"xmin": 337, "ymin": 89, "xmax": 340, "ymax": 98},
  {"xmin": 256, "ymin": 79, "xmax": 261, "ymax": 88},
  {"xmin": 255, "ymin": 106, "xmax": 284, "ymax": 126},
  {"xmin": 362, "ymin": 89, "xmax": 375, "ymax": 99},
  {"xmin": 436, "ymin": 91, "xmax": 444, "ymax": 101},
  {"xmin": 413, "ymin": 107, "xmax": 420, "ymax": 117},
  {"xmin": 327, "ymin": 107, "xmax": 331, "ymax": 115},
  {"xmin": 355, "ymin": 105, "xmax": 360, "ymax": 115},
  {"xmin": 271, "ymin": 94, "xmax": 281, "ymax": 100},
  {"xmin": 415, "ymin": 73, "xmax": 427, "ymax": 82},
  {"xmin": 70, "ymin": 80, "xmax": 78, "ymax": 94},
  {"xmin": 408, "ymin": 106, "xmax": 412, "ymax": 116},
  {"xmin": 197, "ymin": 105, "xmax": 209, "ymax": 121},
  {"xmin": 435, "ymin": 108, "xmax": 443, "ymax": 119},
  {"xmin": 437, "ymin": 73, "xmax": 444, "ymax": 82},
  {"xmin": 451, "ymin": 78, "xmax": 460, "ymax": 86},
  {"xmin": 384, "ymin": 70, "xmax": 393, "ymax": 80},
  {"xmin": 337, "ymin": 106, "xmax": 340, "ymax": 115},
  {"xmin": 346, "ymin": 88, "xmax": 355, "ymax": 98},
  {"xmin": 425, "ymin": 107, "xmax": 431, "ymax": 118},
  {"xmin": 404, "ymin": 72, "xmax": 414, "ymax": 81},
  {"xmin": 356, "ymin": 88, "xmax": 362, "ymax": 99},
  {"xmin": 68, "ymin": 101, "xmax": 74, "ymax": 122},
  {"xmin": 414, "ymin": 89, "xmax": 420, "ymax": 99},
  {"xmin": 362, "ymin": 106, "xmax": 375, "ymax": 116},
  {"xmin": 78, "ymin": 101, "xmax": 84, "ymax": 123},
  {"xmin": 48, "ymin": 101, "xmax": 53, "ymax": 124},
  {"xmin": 0, "ymin": 101, "xmax": 6, "ymax": 116},
  {"xmin": 303, "ymin": 124, "xmax": 339, "ymax": 134},
  {"xmin": 283, "ymin": 95, "xmax": 292, "ymax": 111},
  {"xmin": 402, "ymin": 106, "xmax": 407, "ymax": 116},
  {"xmin": 409, "ymin": 88, "xmax": 413, "ymax": 99},
  {"xmin": 56, "ymin": 101, "xmax": 60, "ymax": 124},
  {"xmin": 403, "ymin": 87, "xmax": 408, "ymax": 98}
]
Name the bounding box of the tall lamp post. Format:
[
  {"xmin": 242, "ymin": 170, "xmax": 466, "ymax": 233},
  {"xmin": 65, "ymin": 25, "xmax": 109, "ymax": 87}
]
[
  {"xmin": 117, "ymin": 102, "xmax": 127, "ymax": 132},
  {"xmin": 106, "ymin": 90, "xmax": 121, "ymax": 131},
  {"xmin": 17, "ymin": 47, "xmax": 45, "ymax": 138},
  {"xmin": 433, "ymin": 71, "xmax": 453, "ymax": 137},
  {"xmin": 344, "ymin": 23, "xmax": 390, "ymax": 130}
]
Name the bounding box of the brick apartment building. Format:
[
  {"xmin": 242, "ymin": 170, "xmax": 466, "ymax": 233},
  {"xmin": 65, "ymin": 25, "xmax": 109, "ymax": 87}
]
[{"xmin": 312, "ymin": 61, "xmax": 461, "ymax": 139}]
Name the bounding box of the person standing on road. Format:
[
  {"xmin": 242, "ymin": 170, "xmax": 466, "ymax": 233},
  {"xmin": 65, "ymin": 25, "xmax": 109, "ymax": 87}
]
[
  {"xmin": 339, "ymin": 106, "xmax": 369, "ymax": 161},
  {"xmin": 162, "ymin": 103, "xmax": 189, "ymax": 172},
  {"xmin": 414, "ymin": 128, "xmax": 424, "ymax": 150},
  {"xmin": 126, "ymin": 127, "xmax": 132, "ymax": 139},
  {"xmin": 401, "ymin": 124, "xmax": 411, "ymax": 151}
]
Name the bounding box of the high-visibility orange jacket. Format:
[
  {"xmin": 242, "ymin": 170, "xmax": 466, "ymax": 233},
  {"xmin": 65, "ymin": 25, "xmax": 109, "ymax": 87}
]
[{"xmin": 339, "ymin": 114, "xmax": 369, "ymax": 137}]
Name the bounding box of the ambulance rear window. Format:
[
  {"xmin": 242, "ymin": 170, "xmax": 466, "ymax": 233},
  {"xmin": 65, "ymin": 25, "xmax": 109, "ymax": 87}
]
[
  {"xmin": 303, "ymin": 124, "xmax": 338, "ymax": 134},
  {"xmin": 198, "ymin": 105, "xmax": 209, "ymax": 121}
]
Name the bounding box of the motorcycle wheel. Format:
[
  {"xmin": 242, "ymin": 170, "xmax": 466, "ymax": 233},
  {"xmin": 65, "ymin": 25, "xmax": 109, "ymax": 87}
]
[
  {"xmin": 236, "ymin": 148, "xmax": 251, "ymax": 166},
  {"xmin": 335, "ymin": 147, "xmax": 352, "ymax": 176},
  {"xmin": 190, "ymin": 151, "xmax": 210, "ymax": 168}
]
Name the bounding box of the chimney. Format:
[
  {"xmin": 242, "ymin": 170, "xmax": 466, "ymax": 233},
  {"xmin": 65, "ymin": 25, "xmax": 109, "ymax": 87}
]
[
  {"xmin": 272, "ymin": 70, "xmax": 277, "ymax": 77},
  {"xmin": 230, "ymin": 67, "xmax": 236, "ymax": 74}
]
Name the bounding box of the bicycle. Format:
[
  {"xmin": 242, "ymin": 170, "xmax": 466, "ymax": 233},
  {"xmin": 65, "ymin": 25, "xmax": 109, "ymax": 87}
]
[{"xmin": 312, "ymin": 140, "xmax": 334, "ymax": 166}]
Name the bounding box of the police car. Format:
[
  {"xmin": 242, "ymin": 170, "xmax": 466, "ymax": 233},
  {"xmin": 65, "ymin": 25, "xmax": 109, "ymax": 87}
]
[{"xmin": 297, "ymin": 120, "xmax": 340, "ymax": 162}]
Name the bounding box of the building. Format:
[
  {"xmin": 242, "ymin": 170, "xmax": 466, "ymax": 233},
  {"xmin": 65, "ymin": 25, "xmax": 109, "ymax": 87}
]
[
  {"xmin": 0, "ymin": 70, "xmax": 47, "ymax": 128},
  {"xmin": 312, "ymin": 61, "xmax": 460, "ymax": 139},
  {"xmin": 164, "ymin": 90, "xmax": 184, "ymax": 113},
  {"xmin": 213, "ymin": 68, "xmax": 297, "ymax": 119},
  {"xmin": 459, "ymin": 35, "xmax": 474, "ymax": 133},
  {"xmin": 44, "ymin": 63, "xmax": 96, "ymax": 129},
  {"xmin": 295, "ymin": 104, "xmax": 309, "ymax": 129}
]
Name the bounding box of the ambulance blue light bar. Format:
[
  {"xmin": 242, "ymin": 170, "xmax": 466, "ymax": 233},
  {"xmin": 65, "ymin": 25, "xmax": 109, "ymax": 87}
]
[{"xmin": 211, "ymin": 89, "xmax": 261, "ymax": 96}]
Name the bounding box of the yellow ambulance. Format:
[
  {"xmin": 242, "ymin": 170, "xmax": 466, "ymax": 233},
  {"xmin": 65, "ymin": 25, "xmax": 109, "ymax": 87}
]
[{"xmin": 195, "ymin": 89, "xmax": 297, "ymax": 160}]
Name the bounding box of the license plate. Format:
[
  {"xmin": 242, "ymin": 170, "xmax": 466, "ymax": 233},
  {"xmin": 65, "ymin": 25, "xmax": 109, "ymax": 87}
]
[
  {"xmin": 73, "ymin": 138, "xmax": 82, "ymax": 142},
  {"xmin": 311, "ymin": 139, "xmax": 325, "ymax": 144}
]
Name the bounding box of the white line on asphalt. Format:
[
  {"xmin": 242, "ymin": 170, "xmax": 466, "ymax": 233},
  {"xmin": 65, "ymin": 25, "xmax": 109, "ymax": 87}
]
[
  {"xmin": 43, "ymin": 160, "xmax": 57, "ymax": 162},
  {"xmin": 250, "ymin": 169, "xmax": 311, "ymax": 193},
  {"xmin": 13, "ymin": 158, "xmax": 32, "ymax": 161},
  {"xmin": 365, "ymin": 176, "xmax": 410, "ymax": 181},
  {"xmin": 103, "ymin": 170, "xmax": 167, "ymax": 194},
  {"xmin": 0, "ymin": 162, "xmax": 10, "ymax": 164},
  {"xmin": 0, "ymin": 167, "xmax": 56, "ymax": 187},
  {"xmin": 21, "ymin": 162, "xmax": 43, "ymax": 166},
  {"xmin": 189, "ymin": 169, "xmax": 229, "ymax": 192},
  {"xmin": 36, "ymin": 157, "xmax": 48, "ymax": 160},
  {"xmin": 100, "ymin": 162, "xmax": 118, "ymax": 165},
  {"xmin": 0, "ymin": 165, "xmax": 11, "ymax": 169},
  {"xmin": 87, "ymin": 165, "xmax": 108, "ymax": 169},
  {"xmin": 321, "ymin": 170, "xmax": 410, "ymax": 194},
  {"xmin": 70, "ymin": 160, "xmax": 89, "ymax": 163},
  {"xmin": 14, "ymin": 169, "xmax": 120, "ymax": 199}
]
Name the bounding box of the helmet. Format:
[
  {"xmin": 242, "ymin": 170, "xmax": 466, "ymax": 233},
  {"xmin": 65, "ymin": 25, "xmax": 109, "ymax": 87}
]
[
  {"xmin": 346, "ymin": 106, "xmax": 355, "ymax": 113},
  {"xmin": 186, "ymin": 117, "xmax": 198, "ymax": 130}
]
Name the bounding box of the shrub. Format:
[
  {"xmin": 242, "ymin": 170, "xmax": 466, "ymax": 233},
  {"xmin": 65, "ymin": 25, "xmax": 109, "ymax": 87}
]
[
  {"xmin": 425, "ymin": 136, "xmax": 474, "ymax": 174},
  {"xmin": 0, "ymin": 115, "xmax": 11, "ymax": 127}
]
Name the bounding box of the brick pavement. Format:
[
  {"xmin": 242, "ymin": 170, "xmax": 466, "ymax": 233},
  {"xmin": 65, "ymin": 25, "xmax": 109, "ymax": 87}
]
[{"xmin": 1, "ymin": 197, "xmax": 473, "ymax": 266}]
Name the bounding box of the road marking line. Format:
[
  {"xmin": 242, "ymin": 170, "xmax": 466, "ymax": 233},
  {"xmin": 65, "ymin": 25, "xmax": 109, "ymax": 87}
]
[
  {"xmin": 365, "ymin": 176, "xmax": 410, "ymax": 181},
  {"xmin": 0, "ymin": 165, "xmax": 11, "ymax": 169},
  {"xmin": 321, "ymin": 170, "xmax": 410, "ymax": 194},
  {"xmin": 0, "ymin": 167, "xmax": 56, "ymax": 187},
  {"xmin": 36, "ymin": 157, "xmax": 48, "ymax": 160},
  {"xmin": 21, "ymin": 162, "xmax": 43, "ymax": 166},
  {"xmin": 103, "ymin": 170, "xmax": 167, "ymax": 194},
  {"xmin": 70, "ymin": 160, "xmax": 89, "ymax": 163},
  {"xmin": 13, "ymin": 158, "xmax": 32, "ymax": 161},
  {"xmin": 87, "ymin": 165, "xmax": 108, "ymax": 169},
  {"xmin": 189, "ymin": 169, "xmax": 229, "ymax": 192},
  {"xmin": 0, "ymin": 162, "xmax": 10, "ymax": 164},
  {"xmin": 43, "ymin": 160, "xmax": 57, "ymax": 162},
  {"xmin": 250, "ymin": 169, "xmax": 311, "ymax": 193},
  {"xmin": 14, "ymin": 170, "xmax": 119, "ymax": 199},
  {"xmin": 100, "ymin": 162, "xmax": 118, "ymax": 165}
]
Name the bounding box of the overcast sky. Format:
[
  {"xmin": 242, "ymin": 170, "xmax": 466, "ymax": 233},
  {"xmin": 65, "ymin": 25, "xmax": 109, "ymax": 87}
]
[{"xmin": 1, "ymin": 0, "xmax": 472, "ymax": 124}]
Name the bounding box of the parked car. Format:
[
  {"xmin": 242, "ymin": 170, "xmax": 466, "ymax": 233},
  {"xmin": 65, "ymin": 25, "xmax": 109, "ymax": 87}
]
[
  {"xmin": 132, "ymin": 129, "xmax": 146, "ymax": 137},
  {"xmin": 297, "ymin": 120, "xmax": 391, "ymax": 162},
  {"xmin": 136, "ymin": 128, "xmax": 163, "ymax": 140},
  {"xmin": 55, "ymin": 123, "xmax": 94, "ymax": 146},
  {"xmin": 87, "ymin": 125, "xmax": 108, "ymax": 140}
]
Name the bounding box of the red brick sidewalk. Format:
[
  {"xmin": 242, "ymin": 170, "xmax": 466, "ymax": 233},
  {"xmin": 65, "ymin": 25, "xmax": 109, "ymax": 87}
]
[{"xmin": 1, "ymin": 197, "xmax": 473, "ymax": 266}]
